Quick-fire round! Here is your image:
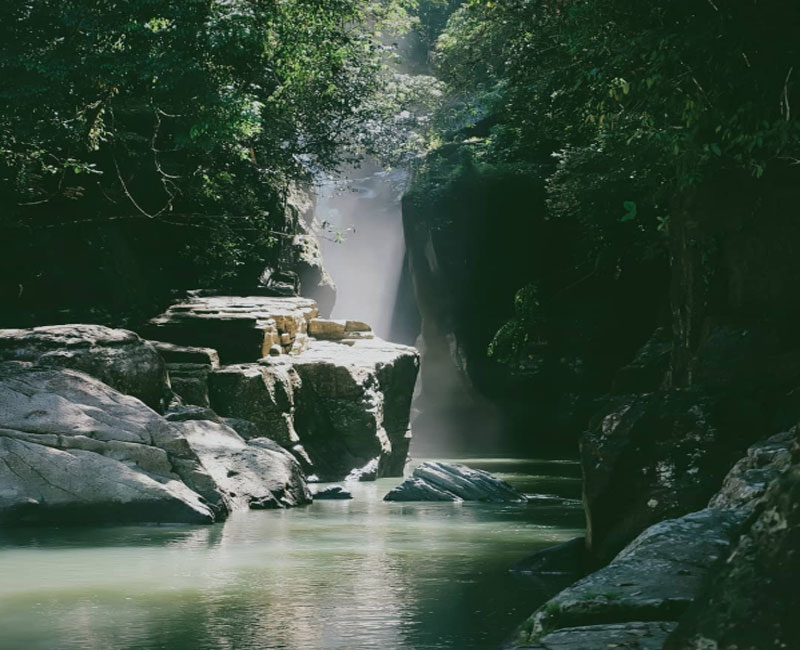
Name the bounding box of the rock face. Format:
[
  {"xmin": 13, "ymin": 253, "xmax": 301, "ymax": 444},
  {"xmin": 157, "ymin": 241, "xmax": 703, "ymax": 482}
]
[
  {"xmin": 0, "ymin": 324, "xmax": 170, "ymax": 411},
  {"xmin": 169, "ymin": 411, "xmax": 311, "ymax": 511},
  {"xmin": 292, "ymin": 339, "xmax": 417, "ymax": 480},
  {"xmin": 141, "ymin": 296, "xmax": 319, "ymax": 363},
  {"xmin": 511, "ymin": 429, "xmax": 797, "ymax": 650},
  {"xmin": 383, "ymin": 461, "xmax": 527, "ymax": 502},
  {"xmin": 663, "ymin": 433, "xmax": 800, "ymax": 650},
  {"xmin": 0, "ymin": 362, "xmax": 224, "ymax": 525},
  {"xmin": 581, "ymin": 390, "xmax": 758, "ymax": 564}
]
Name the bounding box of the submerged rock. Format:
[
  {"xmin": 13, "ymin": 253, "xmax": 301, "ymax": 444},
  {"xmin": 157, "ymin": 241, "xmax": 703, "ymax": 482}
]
[
  {"xmin": 0, "ymin": 362, "xmax": 224, "ymax": 525},
  {"xmin": 0, "ymin": 324, "xmax": 170, "ymax": 411},
  {"xmin": 383, "ymin": 461, "xmax": 527, "ymax": 502},
  {"xmin": 312, "ymin": 486, "xmax": 353, "ymax": 500},
  {"xmin": 521, "ymin": 621, "xmax": 677, "ymax": 650}
]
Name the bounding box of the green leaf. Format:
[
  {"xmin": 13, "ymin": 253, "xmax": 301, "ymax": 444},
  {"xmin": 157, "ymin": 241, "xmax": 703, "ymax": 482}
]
[{"xmin": 621, "ymin": 201, "xmax": 638, "ymax": 222}]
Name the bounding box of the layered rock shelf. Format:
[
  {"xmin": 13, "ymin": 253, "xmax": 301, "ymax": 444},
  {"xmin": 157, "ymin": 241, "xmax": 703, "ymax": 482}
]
[{"xmin": 0, "ymin": 296, "xmax": 419, "ymax": 525}]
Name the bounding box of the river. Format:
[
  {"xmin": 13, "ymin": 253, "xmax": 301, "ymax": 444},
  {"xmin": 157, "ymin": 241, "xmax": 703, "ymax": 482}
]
[{"xmin": 0, "ymin": 458, "xmax": 583, "ymax": 650}]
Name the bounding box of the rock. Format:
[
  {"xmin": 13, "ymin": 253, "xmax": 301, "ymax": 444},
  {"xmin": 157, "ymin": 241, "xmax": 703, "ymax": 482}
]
[
  {"xmin": 151, "ymin": 341, "xmax": 219, "ymax": 407},
  {"xmin": 708, "ymin": 428, "xmax": 794, "ymax": 511},
  {"xmin": 0, "ymin": 362, "xmax": 225, "ymax": 525},
  {"xmin": 173, "ymin": 418, "xmax": 311, "ymax": 511},
  {"xmin": 292, "ymin": 339, "xmax": 418, "ymax": 481},
  {"xmin": 512, "ymin": 537, "xmax": 588, "ymax": 578},
  {"xmin": 0, "ymin": 324, "xmax": 170, "ymax": 411},
  {"xmin": 288, "ymin": 234, "xmax": 337, "ymax": 317},
  {"xmin": 384, "ymin": 461, "xmax": 527, "ymax": 502},
  {"xmin": 612, "ymin": 327, "xmax": 672, "ymax": 394},
  {"xmin": 308, "ymin": 318, "xmax": 347, "ymax": 340},
  {"xmin": 519, "ymin": 621, "xmax": 677, "ymax": 650},
  {"xmin": 141, "ymin": 296, "xmax": 319, "ymax": 363},
  {"xmin": 664, "ymin": 434, "xmax": 800, "ymax": 650},
  {"xmin": 208, "ymin": 360, "xmax": 301, "ymax": 447},
  {"xmin": 345, "ymin": 458, "xmax": 380, "ymax": 482},
  {"xmin": 581, "ymin": 390, "xmax": 759, "ymax": 564},
  {"xmin": 513, "ymin": 508, "xmax": 746, "ymax": 646},
  {"xmin": 313, "ymin": 486, "xmax": 353, "ymax": 500}
]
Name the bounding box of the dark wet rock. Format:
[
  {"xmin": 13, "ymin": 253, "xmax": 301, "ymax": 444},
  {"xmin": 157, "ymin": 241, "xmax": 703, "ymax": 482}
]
[
  {"xmin": 709, "ymin": 428, "xmax": 794, "ymax": 511},
  {"xmin": 141, "ymin": 296, "xmax": 318, "ymax": 363},
  {"xmin": 384, "ymin": 461, "xmax": 527, "ymax": 502},
  {"xmin": 612, "ymin": 327, "xmax": 672, "ymax": 394},
  {"xmin": 664, "ymin": 435, "xmax": 800, "ymax": 650},
  {"xmin": 512, "ymin": 537, "xmax": 587, "ymax": 578},
  {"xmin": 313, "ymin": 486, "xmax": 353, "ymax": 500},
  {"xmin": 0, "ymin": 362, "xmax": 224, "ymax": 525},
  {"xmin": 513, "ymin": 508, "xmax": 745, "ymax": 645},
  {"xmin": 152, "ymin": 341, "xmax": 219, "ymax": 407},
  {"xmin": 581, "ymin": 390, "xmax": 759, "ymax": 563},
  {"xmin": 518, "ymin": 621, "xmax": 677, "ymax": 650},
  {"xmin": 173, "ymin": 418, "xmax": 311, "ymax": 511},
  {"xmin": 0, "ymin": 324, "xmax": 170, "ymax": 411}
]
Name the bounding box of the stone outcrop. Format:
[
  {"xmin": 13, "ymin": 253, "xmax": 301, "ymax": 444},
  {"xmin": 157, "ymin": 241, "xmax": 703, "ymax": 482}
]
[
  {"xmin": 384, "ymin": 461, "xmax": 527, "ymax": 502},
  {"xmin": 142, "ymin": 297, "xmax": 418, "ymax": 482},
  {"xmin": 0, "ymin": 362, "xmax": 224, "ymax": 525},
  {"xmin": 141, "ymin": 296, "xmax": 318, "ymax": 363},
  {"xmin": 511, "ymin": 429, "xmax": 797, "ymax": 650},
  {"xmin": 0, "ymin": 324, "xmax": 170, "ymax": 411},
  {"xmin": 292, "ymin": 339, "xmax": 417, "ymax": 480},
  {"xmin": 663, "ymin": 433, "xmax": 800, "ymax": 650},
  {"xmin": 580, "ymin": 390, "xmax": 759, "ymax": 564}
]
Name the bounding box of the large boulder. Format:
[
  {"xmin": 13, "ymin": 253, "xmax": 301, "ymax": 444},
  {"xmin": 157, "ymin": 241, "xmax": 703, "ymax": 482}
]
[
  {"xmin": 292, "ymin": 339, "xmax": 418, "ymax": 480},
  {"xmin": 384, "ymin": 461, "xmax": 527, "ymax": 502},
  {"xmin": 0, "ymin": 324, "xmax": 170, "ymax": 411},
  {"xmin": 0, "ymin": 362, "xmax": 224, "ymax": 525},
  {"xmin": 581, "ymin": 390, "xmax": 760, "ymax": 564},
  {"xmin": 168, "ymin": 412, "xmax": 311, "ymax": 510}
]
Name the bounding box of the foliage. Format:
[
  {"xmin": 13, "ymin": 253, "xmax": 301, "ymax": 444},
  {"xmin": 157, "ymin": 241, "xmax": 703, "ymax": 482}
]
[
  {"xmin": 426, "ymin": 0, "xmax": 800, "ymax": 366},
  {"xmin": 0, "ymin": 0, "xmax": 419, "ymax": 286}
]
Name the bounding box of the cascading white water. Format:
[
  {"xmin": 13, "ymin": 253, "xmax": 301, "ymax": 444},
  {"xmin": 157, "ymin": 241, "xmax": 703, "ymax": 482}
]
[{"xmin": 314, "ymin": 161, "xmax": 409, "ymax": 341}]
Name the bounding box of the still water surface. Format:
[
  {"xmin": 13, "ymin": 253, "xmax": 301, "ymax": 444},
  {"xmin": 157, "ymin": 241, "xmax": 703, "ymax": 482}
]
[{"xmin": 0, "ymin": 459, "xmax": 583, "ymax": 650}]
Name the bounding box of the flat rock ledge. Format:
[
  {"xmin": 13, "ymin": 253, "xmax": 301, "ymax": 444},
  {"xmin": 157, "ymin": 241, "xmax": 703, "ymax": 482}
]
[{"xmin": 384, "ymin": 461, "xmax": 527, "ymax": 502}]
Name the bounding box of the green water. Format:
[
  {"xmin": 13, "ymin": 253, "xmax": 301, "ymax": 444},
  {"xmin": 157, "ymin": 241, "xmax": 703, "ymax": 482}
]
[{"xmin": 0, "ymin": 459, "xmax": 584, "ymax": 650}]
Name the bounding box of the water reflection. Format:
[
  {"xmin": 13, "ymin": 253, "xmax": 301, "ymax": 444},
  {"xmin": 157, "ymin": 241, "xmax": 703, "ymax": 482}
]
[{"xmin": 0, "ymin": 460, "xmax": 584, "ymax": 650}]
